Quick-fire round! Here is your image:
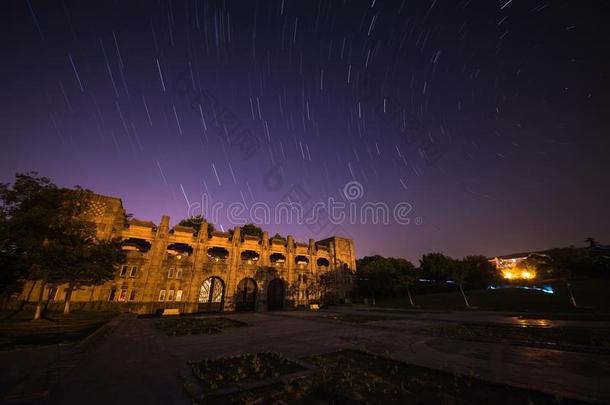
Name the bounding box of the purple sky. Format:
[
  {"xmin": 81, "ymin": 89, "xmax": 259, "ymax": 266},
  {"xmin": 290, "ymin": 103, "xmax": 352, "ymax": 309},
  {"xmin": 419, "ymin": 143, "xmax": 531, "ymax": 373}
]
[{"xmin": 2, "ymin": 0, "xmax": 609, "ymax": 262}]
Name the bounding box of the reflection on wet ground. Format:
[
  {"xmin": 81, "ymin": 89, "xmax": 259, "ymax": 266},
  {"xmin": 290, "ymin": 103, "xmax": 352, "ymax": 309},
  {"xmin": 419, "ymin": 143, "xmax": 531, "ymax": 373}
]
[{"xmin": 511, "ymin": 317, "xmax": 554, "ymax": 328}]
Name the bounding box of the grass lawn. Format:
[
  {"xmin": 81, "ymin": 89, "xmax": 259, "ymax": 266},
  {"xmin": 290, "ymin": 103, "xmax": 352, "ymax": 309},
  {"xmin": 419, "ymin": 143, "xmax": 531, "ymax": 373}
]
[
  {"xmin": 155, "ymin": 317, "xmax": 248, "ymax": 336},
  {"xmin": 197, "ymin": 349, "xmax": 583, "ymax": 404},
  {"xmin": 376, "ymin": 278, "xmax": 610, "ymax": 313},
  {"xmin": 420, "ymin": 323, "xmax": 610, "ymax": 354},
  {"xmin": 0, "ymin": 311, "xmax": 117, "ymax": 350}
]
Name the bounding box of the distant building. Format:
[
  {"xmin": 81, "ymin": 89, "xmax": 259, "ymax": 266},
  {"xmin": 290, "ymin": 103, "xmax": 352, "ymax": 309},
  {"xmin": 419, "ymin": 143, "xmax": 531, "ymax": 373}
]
[
  {"xmin": 489, "ymin": 252, "xmax": 547, "ymax": 280},
  {"xmin": 22, "ymin": 194, "xmax": 357, "ymax": 314}
]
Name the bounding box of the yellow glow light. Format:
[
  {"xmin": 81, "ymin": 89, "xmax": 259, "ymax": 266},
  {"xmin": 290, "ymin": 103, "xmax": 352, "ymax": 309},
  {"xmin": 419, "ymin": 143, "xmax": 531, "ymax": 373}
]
[
  {"xmin": 502, "ymin": 267, "xmax": 536, "ymax": 280},
  {"xmin": 520, "ymin": 270, "xmax": 535, "ymax": 279}
]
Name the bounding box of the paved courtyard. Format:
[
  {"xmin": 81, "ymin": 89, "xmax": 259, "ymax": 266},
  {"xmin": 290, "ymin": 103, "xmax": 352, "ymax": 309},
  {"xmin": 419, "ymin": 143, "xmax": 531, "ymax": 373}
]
[{"xmin": 2, "ymin": 308, "xmax": 610, "ymax": 404}]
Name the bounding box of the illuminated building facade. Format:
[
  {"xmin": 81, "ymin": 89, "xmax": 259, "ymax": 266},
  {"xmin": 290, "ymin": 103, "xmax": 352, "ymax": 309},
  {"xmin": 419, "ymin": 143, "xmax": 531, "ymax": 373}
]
[
  {"xmin": 22, "ymin": 194, "xmax": 357, "ymax": 314},
  {"xmin": 489, "ymin": 252, "xmax": 539, "ymax": 281}
]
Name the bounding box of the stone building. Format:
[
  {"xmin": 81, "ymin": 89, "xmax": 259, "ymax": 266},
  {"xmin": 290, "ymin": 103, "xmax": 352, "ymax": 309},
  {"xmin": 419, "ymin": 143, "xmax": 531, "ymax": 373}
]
[{"xmin": 24, "ymin": 194, "xmax": 356, "ymax": 314}]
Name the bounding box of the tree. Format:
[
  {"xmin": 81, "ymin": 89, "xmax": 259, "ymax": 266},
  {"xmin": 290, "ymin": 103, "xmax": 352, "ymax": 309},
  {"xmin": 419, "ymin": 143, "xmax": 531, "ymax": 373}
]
[
  {"xmin": 227, "ymin": 223, "xmax": 265, "ymax": 239},
  {"xmin": 453, "ymin": 256, "xmax": 495, "ymax": 308},
  {"xmin": 585, "ymin": 237, "xmax": 599, "ymax": 249},
  {"xmin": 543, "ymin": 247, "xmax": 598, "ymax": 308},
  {"xmin": 178, "ymin": 215, "xmax": 215, "ymax": 237},
  {"xmin": 419, "ymin": 253, "xmax": 455, "ymax": 282},
  {"xmin": 453, "ymin": 260, "xmax": 471, "ymax": 308},
  {"xmin": 356, "ymin": 256, "xmax": 417, "ymax": 306},
  {"xmin": 1, "ymin": 173, "xmax": 64, "ymax": 319},
  {"xmin": 462, "ymin": 255, "xmax": 498, "ymax": 288},
  {"xmin": 58, "ymin": 236, "xmax": 126, "ymax": 314},
  {"xmin": 271, "ymin": 233, "xmax": 286, "ymax": 241},
  {"xmin": 392, "ymin": 258, "xmax": 417, "ymax": 307},
  {"xmin": 240, "ymin": 223, "xmax": 264, "ymax": 239},
  {"xmin": 0, "ymin": 173, "xmax": 127, "ymax": 319},
  {"xmin": 356, "ymin": 256, "xmax": 394, "ymax": 302},
  {"xmin": 0, "ymin": 214, "xmax": 29, "ymax": 305}
]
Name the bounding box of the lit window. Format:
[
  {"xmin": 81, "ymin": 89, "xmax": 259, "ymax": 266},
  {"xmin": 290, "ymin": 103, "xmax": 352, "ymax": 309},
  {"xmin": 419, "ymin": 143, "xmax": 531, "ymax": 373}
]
[
  {"xmin": 118, "ymin": 288, "xmax": 128, "ymax": 301},
  {"xmin": 130, "ymin": 267, "xmax": 138, "ymax": 277},
  {"xmin": 175, "ymin": 268, "xmax": 183, "ymax": 279},
  {"xmin": 167, "ymin": 290, "xmax": 175, "ymax": 301},
  {"xmin": 129, "ymin": 290, "xmax": 137, "ymax": 301},
  {"xmin": 158, "ymin": 290, "xmax": 166, "ymax": 301},
  {"xmin": 119, "ymin": 266, "xmax": 128, "ymax": 276},
  {"xmin": 175, "ymin": 290, "xmax": 183, "ymax": 302},
  {"xmin": 167, "ymin": 268, "xmax": 175, "ymax": 278}
]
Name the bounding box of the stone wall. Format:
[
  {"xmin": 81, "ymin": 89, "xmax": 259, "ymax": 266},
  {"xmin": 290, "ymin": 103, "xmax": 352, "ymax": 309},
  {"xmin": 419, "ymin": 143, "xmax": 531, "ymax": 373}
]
[{"xmin": 20, "ymin": 194, "xmax": 356, "ymax": 314}]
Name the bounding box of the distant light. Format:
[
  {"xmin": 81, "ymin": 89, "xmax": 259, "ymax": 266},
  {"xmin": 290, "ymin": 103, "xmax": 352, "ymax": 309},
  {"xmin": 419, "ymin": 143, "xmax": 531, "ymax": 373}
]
[
  {"xmin": 502, "ymin": 267, "xmax": 536, "ymax": 280},
  {"xmin": 488, "ymin": 284, "xmax": 554, "ymax": 294}
]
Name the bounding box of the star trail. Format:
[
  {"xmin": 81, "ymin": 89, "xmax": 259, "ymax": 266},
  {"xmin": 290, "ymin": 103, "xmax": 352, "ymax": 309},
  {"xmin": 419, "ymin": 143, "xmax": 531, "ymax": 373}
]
[{"xmin": 1, "ymin": 0, "xmax": 609, "ymax": 261}]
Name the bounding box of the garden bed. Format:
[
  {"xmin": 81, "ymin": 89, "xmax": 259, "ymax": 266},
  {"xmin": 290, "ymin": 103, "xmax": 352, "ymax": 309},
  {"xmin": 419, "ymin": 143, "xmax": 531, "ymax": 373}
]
[
  {"xmin": 156, "ymin": 317, "xmax": 247, "ymax": 336},
  {"xmin": 190, "ymin": 352, "xmax": 307, "ymax": 394},
  {"xmin": 192, "ymin": 349, "xmax": 583, "ymax": 404}
]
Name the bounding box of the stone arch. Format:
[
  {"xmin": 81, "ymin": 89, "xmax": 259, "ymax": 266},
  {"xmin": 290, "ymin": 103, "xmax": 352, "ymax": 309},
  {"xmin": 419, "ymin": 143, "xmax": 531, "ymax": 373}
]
[
  {"xmin": 235, "ymin": 278, "xmax": 257, "ymax": 312},
  {"xmin": 317, "ymin": 257, "xmax": 330, "ymax": 268},
  {"xmin": 267, "ymin": 278, "xmax": 285, "ymax": 311},
  {"xmin": 198, "ymin": 276, "xmax": 225, "ymax": 312},
  {"xmin": 295, "ymin": 255, "xmax": 309, "ymax": 266},
  {"xmin": 241, "ymin": 250, "xmax": 260, "ymax": 263},
  {"xmin": 207, "ymin": 247, "xmax": 229, "ymax": 262},
  {"xmin": 270, "ymin": 252, "xmax": 286, "ymax": 264}
]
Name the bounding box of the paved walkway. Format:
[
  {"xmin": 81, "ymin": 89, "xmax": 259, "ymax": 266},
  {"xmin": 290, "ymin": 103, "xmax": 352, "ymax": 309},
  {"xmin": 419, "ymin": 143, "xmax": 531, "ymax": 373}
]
[{"xmin": 3, "ymin": 309, "xmax": 610, "ymax": 404}]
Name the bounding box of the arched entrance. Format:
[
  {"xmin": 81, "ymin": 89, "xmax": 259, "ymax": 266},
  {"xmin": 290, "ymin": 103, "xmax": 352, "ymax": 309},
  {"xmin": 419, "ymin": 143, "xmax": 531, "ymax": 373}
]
[
  {"xmin": 235, "ymin": 278, "xmax": 257, "ymax": 312},
  {"xmin": 267, "ymin": 278, "xmax": 285, "ymax": 311},
  {"xmin": 198, "ymin": 277, "xmax": 225, "ymax": 312}
]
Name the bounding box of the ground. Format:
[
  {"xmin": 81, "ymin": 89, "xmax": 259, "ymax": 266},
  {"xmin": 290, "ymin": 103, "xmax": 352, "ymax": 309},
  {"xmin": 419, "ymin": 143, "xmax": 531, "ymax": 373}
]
[{"xmin": 1, "ymin": 307, "xmax": 609, "ymax": 404}]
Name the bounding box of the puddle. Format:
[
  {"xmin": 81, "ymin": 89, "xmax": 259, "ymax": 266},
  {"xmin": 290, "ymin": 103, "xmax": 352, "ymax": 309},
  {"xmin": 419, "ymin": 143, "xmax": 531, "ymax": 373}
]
[{"xmin": 511, "ymin": 318, "xmax": 554, "ymax": 328}]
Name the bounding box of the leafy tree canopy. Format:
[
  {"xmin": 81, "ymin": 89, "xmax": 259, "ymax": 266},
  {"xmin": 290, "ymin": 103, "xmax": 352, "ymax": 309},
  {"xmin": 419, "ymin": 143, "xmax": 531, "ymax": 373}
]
[
  {"xmin": 0, "ymin": 173, "xmax": 127, "ymax": 316},
  {"xmin": 227, "ymin": 223, "xmax": 265, "ymax": 239},
  {"xmin": 455, "ymin": 255, "xmax": 498, "ymax": 288},
  {"xmin": 356, "ymin": 255, "xmax": 417, "ymax": 298},
  {"xmin": 178, "ymin": 215, "xmax": 215, "ymax": 237},
  {"xmin": 419, "ymin": 252, "xmax": 456, "ymax": 282}
]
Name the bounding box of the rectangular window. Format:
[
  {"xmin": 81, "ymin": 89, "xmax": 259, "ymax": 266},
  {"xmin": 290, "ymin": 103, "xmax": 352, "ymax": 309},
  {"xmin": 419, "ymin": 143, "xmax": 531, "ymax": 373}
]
[
  {"xmin": 158, "ymin": 290, "xmax": 166, "ymax": 301},
  {"xmin": 119, "ymin": 266, "xmax": 128, "ymax": 276},
  {"xmin": 129, "ymin": 290, "xmax": 137, "ymax": 301},
  {"xmin": 130, "ymin": 266, "xmax": 138, "ymax": 277},
  {"xmin": 175, "ymin": 290, "xmax": 183, "ymax": 302},
  {"xmin": 167, "ymin": 268, "xmax": 174, "ymax": 278},
  {"xmin": 118, "ymin": 288, "xmax": 128, "ymax": 301},
  {"xmin": 167, "ymin": 290, "xmax": 175, "ymax": 301},
  {"xmin": 175, "ymin": 269, "xmax": 183, "ymax": 279},
  {"xmin": 108, "ymin": 288, "xmax": 117, "ymax": 301}
]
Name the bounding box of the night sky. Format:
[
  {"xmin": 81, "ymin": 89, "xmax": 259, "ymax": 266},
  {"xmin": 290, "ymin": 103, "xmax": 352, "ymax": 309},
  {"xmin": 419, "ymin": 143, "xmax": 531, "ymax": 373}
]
[{"xmin": 2, "ymin": 0, "xmax": 609, "ymax": 262}]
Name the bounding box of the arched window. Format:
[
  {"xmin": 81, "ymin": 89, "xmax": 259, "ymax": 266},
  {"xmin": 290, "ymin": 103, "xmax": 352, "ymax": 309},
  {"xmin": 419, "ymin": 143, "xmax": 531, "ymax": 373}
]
[
  {"xmin": 198, "ymin": 277, "xmax": 225, "ymax": 312},
  {"xmin": 317, "ymin": 258, "xmax": 330, "ymax": 268},
  {"xmin": 295, "ymin": 255, "xmax": 309, "ymax": 266},
  {"xmin": 270, "ymin": 253, "xmax": 286, "ymax": 264},
  {"xmin": 241, "ymin": 250, "xmax": 260, "ymax": 263}
]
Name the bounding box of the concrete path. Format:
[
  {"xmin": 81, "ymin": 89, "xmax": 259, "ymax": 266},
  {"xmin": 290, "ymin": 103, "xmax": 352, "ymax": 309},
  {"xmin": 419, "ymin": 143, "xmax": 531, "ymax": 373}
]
[{"xmin": 3, "ymin": 309, "xmax": 610, "ymax": 404}]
